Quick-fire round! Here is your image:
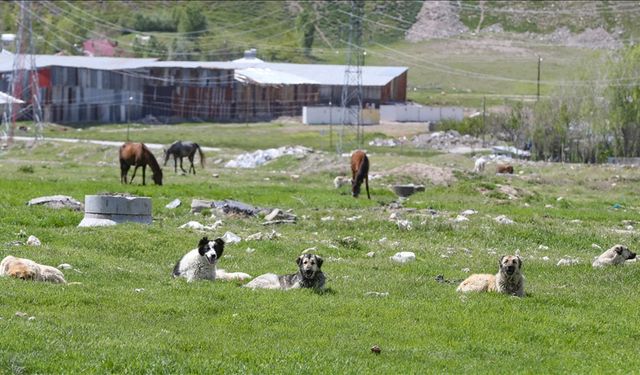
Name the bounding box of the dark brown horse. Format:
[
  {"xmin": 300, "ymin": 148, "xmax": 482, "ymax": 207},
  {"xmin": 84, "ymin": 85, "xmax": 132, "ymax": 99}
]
[
  {"xmin": 163, "ymin": 140, "xmax": 205, "ymax": 174},
  {"xmin": 119, "ymin": 142, "xmax": 163, "ymax": 186},
  {"xmin": 351, "ymin": 150, "xmax": 370, "ymax": 199}
]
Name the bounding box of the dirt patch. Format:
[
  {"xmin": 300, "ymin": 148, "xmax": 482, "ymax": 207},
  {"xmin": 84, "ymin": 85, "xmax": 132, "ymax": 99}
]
[{"xmin": 382, "ymin": 163, "xmax": 456, "ymax": 186}]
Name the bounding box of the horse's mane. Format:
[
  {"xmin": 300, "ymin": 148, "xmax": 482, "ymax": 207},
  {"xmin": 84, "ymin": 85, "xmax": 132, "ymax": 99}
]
[
  {"xmin": 142, "ymin": 143, "xmax": 162, "ymax": 175},
  {"xmin": 354, "ymin": 154, "xmax": 368, "ymax": 185}
]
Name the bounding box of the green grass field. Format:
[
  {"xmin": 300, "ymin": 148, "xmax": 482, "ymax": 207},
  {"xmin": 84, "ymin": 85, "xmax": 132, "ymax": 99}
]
[{"xmin": 1, "ymin": 122, "xmax": 640, "ymax": 373}]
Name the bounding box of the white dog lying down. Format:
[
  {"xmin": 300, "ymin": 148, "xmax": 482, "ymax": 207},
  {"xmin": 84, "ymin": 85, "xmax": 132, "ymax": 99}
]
[
  {"xmin": 592, "ymin": 244, "xmax": 636, "ymax": 267},
  {"xmin": 0, "ymin": 255, "xmax": 66, "ymax": 283},
  {"xmin": 456, "ymin": 255, "xmax": 524, "ymax": 297},
  {"xmin": 172, "ymin": 237, "xmax": 251, "ymax": 282},
  {"xmin": 244, "ymin": 254, "xmax": 325, "ymax": 290}
]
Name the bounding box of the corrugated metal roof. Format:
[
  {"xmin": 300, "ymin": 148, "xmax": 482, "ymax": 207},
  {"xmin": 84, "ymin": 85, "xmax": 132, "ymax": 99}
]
[
  {"xmin": 0, "ymin": 54, "xmax": 158, "ymax": 72},
  {"xmin": 0, "ymin": 91, "xmax": 24, "ymax": 104},
  {"xmin": 0, "ymin": 53, "xmax": 408, "ymax": 86}
]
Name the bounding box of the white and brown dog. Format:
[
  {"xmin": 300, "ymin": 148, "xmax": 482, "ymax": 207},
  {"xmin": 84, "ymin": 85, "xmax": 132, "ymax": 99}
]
[
  {"xmin": 592, "ymin": 244, "xmax": 636, "ymax": 267},
  {"xmin": 172, "ymin": 237, "xmax": 251, "ymax": 282},
  {"xmin": 244, "ymin": 254, "xmax": 325, "ymax": 290},
  {"xmin": 0, "ymin": 255, "xmax": 66, "ymax": 283},
  {"xmin": 456, "ymin": 255, "xmax": 524, "ymax": 297}
]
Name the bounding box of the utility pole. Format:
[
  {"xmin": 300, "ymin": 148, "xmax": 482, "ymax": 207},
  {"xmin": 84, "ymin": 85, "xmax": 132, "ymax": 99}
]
[
  {"xmin": 537, "ymin": 56, "xmax": 541, "ymax": 101},
  {"xmin": 338, "ymin": 0, "xmax": 364, "ymax": 154}
]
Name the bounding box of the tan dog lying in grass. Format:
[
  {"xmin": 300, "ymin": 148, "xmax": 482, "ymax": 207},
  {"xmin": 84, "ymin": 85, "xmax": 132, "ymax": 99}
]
[
  {"xmin": 456, "ymin": 255, "xmax": 524, "ymax": 297},
  {"xmin": 0, "ymin": 255, "xmax": 66, "ymax": 284},
  {"xmin": 592, "ymin": 244, "xmax": 636, "ymax": 267}
]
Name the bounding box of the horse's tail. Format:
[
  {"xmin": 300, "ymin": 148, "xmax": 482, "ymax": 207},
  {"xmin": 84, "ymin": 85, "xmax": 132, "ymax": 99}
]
[{"xmin": 195, "ymin": 143, "xmax": 205, "ymax": 168}]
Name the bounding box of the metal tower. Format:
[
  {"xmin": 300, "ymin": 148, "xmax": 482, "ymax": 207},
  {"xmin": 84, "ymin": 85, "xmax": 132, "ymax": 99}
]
[
  {"xmin": 5, "ymin": 0, "xmax": 43, "ymax": 145},
  {"xmin": 338, "ymin": 0, "xmax": 365, "ymax": 154}
]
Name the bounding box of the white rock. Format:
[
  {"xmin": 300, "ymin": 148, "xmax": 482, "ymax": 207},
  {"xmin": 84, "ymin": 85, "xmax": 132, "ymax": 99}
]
[
  {"xmin": 453, "ymin": 215, "xmax": 469, "ymax": 223},
  {"xmin": 246, "ymin": 247, "xmax": 256, "ymax": 254},
  {"xmin": 390, "ymin": 251, "xmax": 416, "ymax": 263},
  {"xmin": 461, "ymin": 209, "xmax": 477, "ymax": 216},
  {"xmin": 57, "ymin": 263, "xmax": 72, "ymax": 270},
  {"xmin": 396, "ymin": 220, "xmax": 412, "ymax": 231},
  {"xmin": 542, "ymin": 256, "xmax": 550, "ymax": 261},
  {"xmin": 222, "ymin": 231, "xmax": 241, "ymax": 244},
  {"xmin": 26, "ymin": 235, "xmax": 41, "ymax": 246},
  {"xmin": 494, "ymin": 215, "xmax": 514, "ymax": 225},
  {"xmin": 180, "ymin": 221, "xmax": 206, "ymax": 230},
  {"xmin": 320, "ymin": 216, "xmax": 335, "ymax": 221},
  {"xmin": 557, "ymin": 258, "xmax": 580, "ymax": 266},
  {"xmin": 538, "ymin": 245, "xmax": 549, "ymax": 250},
  {"xmin": 135, "ymin": 288, "xmax": 145, "ymax": 293},
  {"xmin": 165, "ymin": 199, "xmax": 181, "ymax": 209},
  {"xmin": 346, "ymin": 215, "xmax": 362, "ymax": 221},
  {"xmin": 366, "ymin": 251, "xmax": 376, "ymax": 257},
  {"xmin": 364, "ymin": 291, "xmax": 389, "ymax": 297},
  {"xmin": 592, "ymin": 243, "xmax": 602, "ymax": 249},
  {"xmin": 461, "ymin": 268, "xmax": 470, "ymax": 273}
]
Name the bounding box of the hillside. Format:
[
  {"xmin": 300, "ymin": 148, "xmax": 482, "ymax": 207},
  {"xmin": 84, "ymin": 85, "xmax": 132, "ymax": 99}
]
[{"xmin": 1, "ymin": 0, "xmax": 639, "ymax": 107}]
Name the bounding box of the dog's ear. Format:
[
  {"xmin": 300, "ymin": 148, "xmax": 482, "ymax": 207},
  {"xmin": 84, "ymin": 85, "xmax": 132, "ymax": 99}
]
[
  {"xmin": 198, "ymin": 237, "xmax": 209, "ymax": 256},
  {"xmin": 614, "ymin": 245, "xmax": 624, "ymax": 255},
  {"xmin": 499, "ymin": 255, "xmax": 506, "ymax": 266},
  {"xmin": 214, "ymin": 238, "xmax": 225, "ymax": 257},
  {"xmin": 296, "ymin": 255, "xmax": 304, "ymax": 266},
  {"xmin": 315, "ymin": 255, "xmax": 323, "ymax": 268},
  {"xmin": 516, "ymin": 255, "xmax": 523, "ymax": 269}
]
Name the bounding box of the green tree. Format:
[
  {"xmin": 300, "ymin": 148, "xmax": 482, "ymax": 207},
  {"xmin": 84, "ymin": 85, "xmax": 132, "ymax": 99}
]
[
  {"xmin": 178, "ymin": 3, "xmax": 207, "ymax": 37},
  {"xmin": 296, "ymin": 9, "xmax": 315, "ymax": 57},
  {"xmin": 609, "ymin": 44, "xmax": 640, "ymax": 157}
]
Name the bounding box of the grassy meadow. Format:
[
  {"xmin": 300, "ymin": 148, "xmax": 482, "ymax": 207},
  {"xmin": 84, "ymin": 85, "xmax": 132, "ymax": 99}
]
[{"xmin": 1, "ymin": 122, "xmax": 640, "ymax": 373}]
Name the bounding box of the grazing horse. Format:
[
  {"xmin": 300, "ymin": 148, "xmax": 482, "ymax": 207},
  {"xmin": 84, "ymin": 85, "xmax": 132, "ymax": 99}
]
[
  {"xmin": 119, "ymin": 142, "xmax": 163, "ymax": 186},
  {"xmin": 164, "ymin": 141, "xmax": 205, "ymax": 174},
  {"xmin": 351, "ymin": 150, "xmax": 371, "ymax": 199}
]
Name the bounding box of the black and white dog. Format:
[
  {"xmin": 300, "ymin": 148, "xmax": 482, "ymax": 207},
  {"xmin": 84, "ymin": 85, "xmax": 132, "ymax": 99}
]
[
  {"xmin": 244, "ymin": 254, "xmax": 325, "ymax": 290},
  {"xmin": 173, "ymin": 237, "xmax": 252, "ymax": 282},
  {"xmin": 173, "ymin": 237, "xmax": 225, "ymax": 282}
]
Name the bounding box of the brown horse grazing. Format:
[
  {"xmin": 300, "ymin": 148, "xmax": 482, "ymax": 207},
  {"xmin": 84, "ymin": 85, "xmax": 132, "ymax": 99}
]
[
  {"xmin": 163, "ymin": 140, "xmax": 205, "ymax": 174},
  {"xmin": 351, "ymin": 150, "xmax": 371, "ymax": 199},
  {"xmin": 119, "ymin": 142, "xmax": 163, "ymax": 186}
]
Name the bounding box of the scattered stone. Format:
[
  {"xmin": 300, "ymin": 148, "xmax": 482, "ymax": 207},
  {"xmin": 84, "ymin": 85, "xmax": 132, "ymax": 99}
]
[
  {"xmin": 542, "ymin": 256, "xmax": 550, "ymax": 261},
  {"xmin": 26, "ymin": 235, "xmax": 41, "ymax": 246},
  {"xmin": 179, "ymin": 221, "xmax": 222, "ymax": 231},
  {"xmin": 57, "ymin": 263, "xmax": 72, "ymax": 270},
  {"xmin": 390, "ymin": 251, "xmax": 416, "ymax": 263},
  {"xmin": 364, "ymin": 291, "xmax": 389, "ymax": 297},
  {"xmin": 27, "ymin": 316, "xmax": 36, "ymax": 321},
  {"xmin": 222, "ymin": 232, "xmax": 241, "ymax": 244},
  {"xmin": 557, "ymin": 258, "xmax": 580, "ymax": 266},
  {"xmin": 452, "ymin": 215, "xmax": 469, "ymax": 223},
  {"xmin": 371, "ymin": 345, "xmax": 382, "ymax": 355},
  {"xmin": 320, "ymin": 216, "xmax": 334, "ymax": 222},
  {"xmin": 302, "ymin": 247, "xmax": 317, "ymax": 254},
  {"xmin": 461, "ymin": 268, "xmax": 470, "ymax": 273},
  {"xmin": 212, "ymin": 173, "xmax": 220, "ymax": 178},
  {"xmin": 366, "ymin": 251, "xmax": 376, "ymax": 257},
  {"xmin": 262, "ymin": 219, "xmax": 296, "ymax": 225},
  {"xmin": 461, "ymin": 209, "xmax": 477, "ymax": 216},
  {"xmin": 225, "ymin": 146, "xmax": 313, "ymax": 168},
  {"xmin": 165, "ymin": 199, "xmax": 181, "ymax": 209},
  {"xmin": 494, "ymin": 215, "xmax": 514, "ymax": 225},
  {"xmin": 15, "ymin": 311, "xmax": 28, "ymax": 318},
  {"xmin": 592, "ymin": 244, "xmax": 602, "ymax": 249},
  {"xmin": 396, "ymin": 220, "xmax": 413, "ymax": 231},
  {"xmin": 346, "ymin": 215, "xmax": 362, "ymax": 221},
  {"xmin": 246, "ymin": 247, "xmax": 256, "ymax": 254},
  {"xmin": 135, "ymin": 288, "xmax": 145, "ymax": 293},
  {"xmin": 339, "ymin": 236, "xmax": 357, "ymax": 246},
  {"xmin": 27, "ymin": 195, "xmax": 84, "ymax": 211},
  {"xmin": 538, "ymin": 245, "xmax": 549, "ymax": 250}
]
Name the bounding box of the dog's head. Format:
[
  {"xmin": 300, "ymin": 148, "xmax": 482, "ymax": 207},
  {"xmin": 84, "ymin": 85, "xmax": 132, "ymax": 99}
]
[
  {"xmin": 499, "ymin": 255, "xmax": 522, "ymax": 277},
  {"xmin": 8, "ymin": 263, "xmax": 35, "ymax": 280},
  {"xmin": 197, "ymin": 237, "xmax": 224, "ymax": 265},
  {"xmin": 611, "ymin": 244, "xmax": 636, "ymax": 261},
  {"xmin": 296, "ymin": 254, "xmax": 323, "ymax": 279}
]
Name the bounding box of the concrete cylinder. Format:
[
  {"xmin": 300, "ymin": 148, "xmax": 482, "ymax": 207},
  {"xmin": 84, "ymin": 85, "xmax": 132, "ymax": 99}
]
[{"xmin": 78, "ymin": 195, "xmax": 152, "ymax": 227}]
